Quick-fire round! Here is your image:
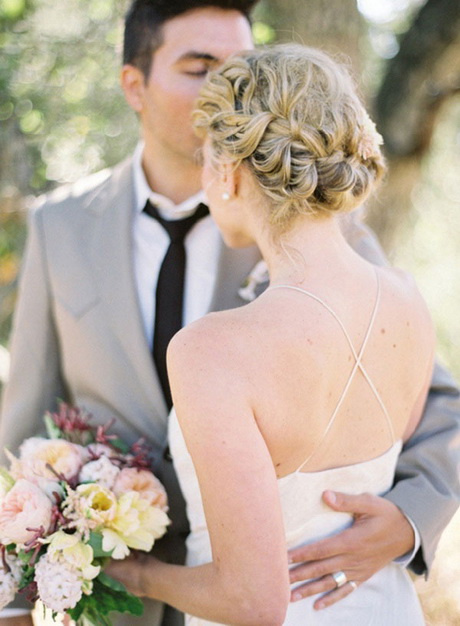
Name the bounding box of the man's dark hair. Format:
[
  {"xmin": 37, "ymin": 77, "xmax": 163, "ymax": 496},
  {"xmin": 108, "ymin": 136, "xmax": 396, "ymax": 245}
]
[{"xmin": 123, "ymin": 0, "xmax": 259, "ymax": 79}]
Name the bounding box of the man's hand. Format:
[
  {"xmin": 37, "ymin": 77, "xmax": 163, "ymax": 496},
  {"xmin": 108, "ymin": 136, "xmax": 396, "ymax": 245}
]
[{"xmin": 288, "ymin": 490, "xmax": 415, "ymax": 610}]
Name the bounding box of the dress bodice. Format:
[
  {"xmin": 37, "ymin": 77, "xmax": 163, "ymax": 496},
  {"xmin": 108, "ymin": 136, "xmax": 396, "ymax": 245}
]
[
  {"xmin": 169, "ymin": 410, "xmax": 402, "ymax": 556},
  {"xmin": 168, "ymin": 413, "xmax": 424, "ymax": 625}
]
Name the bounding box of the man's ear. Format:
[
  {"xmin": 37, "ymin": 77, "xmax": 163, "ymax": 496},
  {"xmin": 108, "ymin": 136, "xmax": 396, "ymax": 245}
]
[{"xmin": 120, "ymin": 65, "xmax": 146, "ymax": 113}]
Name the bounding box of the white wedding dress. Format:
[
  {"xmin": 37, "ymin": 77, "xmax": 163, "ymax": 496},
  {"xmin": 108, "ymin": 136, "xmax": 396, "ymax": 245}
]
[{"xmin": 168, "ymin": 273, "xmax": 425, "ymax": 625}]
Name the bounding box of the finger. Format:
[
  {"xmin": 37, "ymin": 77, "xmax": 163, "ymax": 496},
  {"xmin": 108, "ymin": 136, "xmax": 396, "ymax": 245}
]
[
  {"xmin": 322, "ymin": 490, "xmax": 381, "ymax": 516},
  {"xmin": 314, "ymin": 580, "xmax": 359, "ymax": 610},
  {"xmin": 288, "ymin": 527, "xmax": 357, "ymax": 564},
  {"xmin": 289, "ymin": 557, "xmax": 351, "ymax": 584},
  {"xmin": 290, "ymin": 573, "xmax": 337, "ymax": 602}
]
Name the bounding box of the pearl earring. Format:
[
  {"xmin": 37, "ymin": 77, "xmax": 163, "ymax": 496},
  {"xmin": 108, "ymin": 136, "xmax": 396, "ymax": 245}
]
[{"xmin": 222, "ymin": 191, "xmax": 231, "ymax": 201}]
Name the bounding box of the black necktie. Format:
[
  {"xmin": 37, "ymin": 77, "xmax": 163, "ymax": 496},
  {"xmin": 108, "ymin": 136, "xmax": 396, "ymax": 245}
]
[{"xmin": 144, "ymin": 200, "xmax": 209, "ymax": 409}]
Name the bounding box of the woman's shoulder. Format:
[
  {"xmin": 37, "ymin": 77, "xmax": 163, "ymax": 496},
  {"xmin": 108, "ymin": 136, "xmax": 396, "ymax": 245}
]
[
  {"xmin": 167, "ymin": 309, "xmax": 260, "ymax": 424},
  {"xmin": 167, "ymin": 308, "xmax": 256, "ymax": 381},
  {"xmin": 378, "ymin": 265, "xmax": 434, "ymax": 337},
  {"xmin": 380, "ymin": 265, "xmax": 425, "ymax": 304}
]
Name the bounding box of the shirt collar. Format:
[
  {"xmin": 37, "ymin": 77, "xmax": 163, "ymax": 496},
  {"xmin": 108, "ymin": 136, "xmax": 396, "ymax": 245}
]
[{"xmin": 132, "ymin": 142, "xmax": 206, "ymax": 220}]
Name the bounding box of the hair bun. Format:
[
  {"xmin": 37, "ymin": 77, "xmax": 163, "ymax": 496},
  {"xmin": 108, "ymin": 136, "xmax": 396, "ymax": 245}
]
[{"xmin": 194, "ymin": 44, "xmax": 386, "ymax": 229}]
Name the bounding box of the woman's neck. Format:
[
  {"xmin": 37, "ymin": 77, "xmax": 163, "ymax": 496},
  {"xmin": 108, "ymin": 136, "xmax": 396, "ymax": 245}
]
[{"xmin": 255, "ymin": 215, "xmax": 359, "ymax": 287}]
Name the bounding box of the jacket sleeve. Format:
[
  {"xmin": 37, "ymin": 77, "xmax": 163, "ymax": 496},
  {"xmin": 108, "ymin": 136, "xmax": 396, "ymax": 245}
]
[
  {"xmin": 0, "ymin": 202, "xmax": 66, "ymax": 464},
  {"xmin": 385, "ymin": 364, "xmax": 460, "ymax": 575},
  {"xmin": 344, "ymin": 211, "xmax": 460, "ymax": 575}
]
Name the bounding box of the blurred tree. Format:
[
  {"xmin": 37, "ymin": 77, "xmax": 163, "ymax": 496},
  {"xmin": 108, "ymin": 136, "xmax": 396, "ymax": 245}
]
[
  {"xmin": 1, "ymin": 0, "xmax": 459, "ymax": 351},
  {"xmin": 1, "ymin": 0, "xmax": 136, "ymax": 196},
  {"xmin": 256, "ymin": 0, "xmax": 460, "ymax": 252},
  {"xmin": 0, "ymin": 0, "xmax": 136, "ymax": 349},
  {"xmin": 254, "ymin": 0, "xmax": 364, "ymax": 71},
  {"xmin": 369, "ymin": 0, "xmax": 460, "ymax": 250}
]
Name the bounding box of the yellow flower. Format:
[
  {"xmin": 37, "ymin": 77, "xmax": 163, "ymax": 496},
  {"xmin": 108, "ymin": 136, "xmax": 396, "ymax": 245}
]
[
  {"xmin": 73, "ymin": 483, "xmax": 117, "ymax": 528},
  {"xmin": 101, "ymin": 528, "xmax": 130, "ymax": 560},
  {"xmin": 47, "ymin": 531, "xmax": 100, "ymax": 580},
  {"xmin": 108, "ymin": 492, "xmax": 170, "ymax": 552}
]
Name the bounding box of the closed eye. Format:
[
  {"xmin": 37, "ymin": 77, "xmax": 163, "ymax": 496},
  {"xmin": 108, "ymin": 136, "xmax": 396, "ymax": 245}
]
[{"xmin": 184, "ymin": 70, "xmax": 209, "ymax": 77}]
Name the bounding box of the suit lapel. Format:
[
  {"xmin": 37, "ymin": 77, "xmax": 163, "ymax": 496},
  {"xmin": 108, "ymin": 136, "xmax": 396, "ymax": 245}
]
[
  {"xmin": 84, "ymin": 162, "xmax": 262, "ymax": 434},
  {"xmin": 87, "ymin": 159, "xmax": 169, "ymax": 428}
]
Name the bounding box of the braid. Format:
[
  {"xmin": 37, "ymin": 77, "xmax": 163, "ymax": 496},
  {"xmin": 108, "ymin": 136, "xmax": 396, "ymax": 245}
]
[{"xmin": 194, "ymin": 44, "xmax": 385, "ymax": 229}]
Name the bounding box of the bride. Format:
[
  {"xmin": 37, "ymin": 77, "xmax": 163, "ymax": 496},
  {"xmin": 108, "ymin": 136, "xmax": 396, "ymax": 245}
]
[{"xmin": 109, "ymin": 44, "xmax": 434, "ymax": 624}]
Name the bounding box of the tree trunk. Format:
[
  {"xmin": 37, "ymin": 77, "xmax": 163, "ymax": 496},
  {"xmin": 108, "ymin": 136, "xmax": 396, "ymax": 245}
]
[
  {"xmin": 254, "ymin": 0, "xmax": 365, "ymax": 73},
  {"xmin": 367, "ymin": 0, "xmax": 460, "ymax": 250}
]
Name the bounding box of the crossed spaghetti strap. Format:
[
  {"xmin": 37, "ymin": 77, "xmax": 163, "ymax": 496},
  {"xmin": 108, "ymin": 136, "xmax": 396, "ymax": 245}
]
[{"xmin": 266, "ymin": 267, "xmax": 396, "ymax": 473}]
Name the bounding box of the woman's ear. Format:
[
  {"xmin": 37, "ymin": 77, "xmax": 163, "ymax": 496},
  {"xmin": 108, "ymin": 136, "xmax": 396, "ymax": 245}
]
[
  {"xmin": 220, "ymin": 162, "xmax": 239, "ymax": 200},
  {"xmin": 120, "ymin": 65, "xmax": 146, "ymax": 113}
]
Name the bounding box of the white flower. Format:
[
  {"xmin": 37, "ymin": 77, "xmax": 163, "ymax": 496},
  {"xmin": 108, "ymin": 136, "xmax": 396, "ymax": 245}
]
[
  {"xmin": 3, "ymin": 554, "xmax": 22, "ymax": 585},
  {"xmin": 47, "ymin": 531, "xmax": 100, "ymax": 581},
  {"xmin": 0, "ymin": 570, "xmax": 18, "ymax": 611},
  {"xmin": 79, "ymin": 455, "xmax": 120, "ymax": 490},
  {"xmin": 239, "ymin": 260, "xmax": 269, "ymax": 302},
  {"xmin": 85, "ymin": 443, "xmax": 118, "ymax": 460},
  {"xmin": 101, "ymin": 528, "xmax": 130, "ymax": 560},
  {"xmin": 34, "ymin": 553, "xmax": 83, "ymax": 613},
  {"xmin": 0, "ymin": 555, "xmax": 21, "ymax": 611},
  {"xmin": 357, "ymin": 112, "xmax": 384, "ymax": 161}
]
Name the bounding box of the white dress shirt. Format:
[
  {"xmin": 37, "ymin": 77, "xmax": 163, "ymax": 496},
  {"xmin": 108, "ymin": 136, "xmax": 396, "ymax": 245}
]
[{"xmin": 132, "ymin": 143, "xmax": 222, "ymax": 348}]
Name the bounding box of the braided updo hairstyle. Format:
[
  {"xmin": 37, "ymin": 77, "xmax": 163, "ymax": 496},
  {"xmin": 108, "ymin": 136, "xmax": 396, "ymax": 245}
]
[{"xmin": 193, "ymin": 44, "xmax": 386, "ymax": 229}]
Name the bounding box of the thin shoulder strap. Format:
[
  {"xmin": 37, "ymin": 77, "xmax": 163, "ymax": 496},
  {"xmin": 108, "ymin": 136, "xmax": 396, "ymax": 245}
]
[{"xmin": 267, "ymin": 268, "xmax": 395, "ymax": 472}]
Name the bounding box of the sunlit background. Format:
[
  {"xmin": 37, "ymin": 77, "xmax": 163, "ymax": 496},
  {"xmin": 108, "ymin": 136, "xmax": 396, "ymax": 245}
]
[{"xmin": 1, "ymin": 0, "xmax": 459, "ymax": 623}]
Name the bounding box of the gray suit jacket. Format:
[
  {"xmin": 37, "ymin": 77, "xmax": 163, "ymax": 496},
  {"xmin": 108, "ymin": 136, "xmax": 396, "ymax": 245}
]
[{"xmin": 1, "ymin": 157, "xmax": 459, "ymax": 623}]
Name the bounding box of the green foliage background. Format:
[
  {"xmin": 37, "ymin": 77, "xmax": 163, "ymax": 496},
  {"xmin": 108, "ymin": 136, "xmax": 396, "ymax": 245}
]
[
  {"xmin": 0, "ymin": 0, "xmax": 459, "ymax": 383},
  {"xmin": 0, "ymin": 0, "xmax": 137, "ymax": 346},
  {"xmin": 1, "ymin": 1, "xmax": 459, "ymax": 621}
]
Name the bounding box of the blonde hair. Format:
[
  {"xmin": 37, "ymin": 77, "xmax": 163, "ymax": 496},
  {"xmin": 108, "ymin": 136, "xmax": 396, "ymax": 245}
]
[{"xmin": 193, "ymin": 44, "xmax": 386, "ymax": 229}]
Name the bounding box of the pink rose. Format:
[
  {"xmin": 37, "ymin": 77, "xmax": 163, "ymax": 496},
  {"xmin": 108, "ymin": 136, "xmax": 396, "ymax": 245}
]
[
  {"xmin": 17, "ymin": 437, "xmax": 83, "ymax": 482},
  {"xmin": 113, "ymin": 468, "xmax": 168, "ymax": 511},
  {"xmin": 0, "ymin": 479, "xmax": 53, "ymax": 544}
]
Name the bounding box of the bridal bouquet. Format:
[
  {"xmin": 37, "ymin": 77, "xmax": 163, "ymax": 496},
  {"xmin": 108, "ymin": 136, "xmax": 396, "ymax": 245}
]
[{"xmin": 0, "ymin": 403, "xmax": 170, "ymax": 625}]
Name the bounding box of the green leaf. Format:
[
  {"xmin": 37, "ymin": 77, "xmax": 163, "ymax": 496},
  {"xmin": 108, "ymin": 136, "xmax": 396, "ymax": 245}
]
[
  {"xmin": 109, "ymin": 437, "xmax": 130, "ymax": 454},
  {"xmin": 17, "ymin": 548, "xmax": 38, "ymax": 565},
  {"xmin": 88, "ymin": 532, "xmax": 113, "ymax": 558},
  {"xmin": 97, "ymin": 571, "xmax": 129, "ymax": 593},
  {"xmin": 89, "ymin": 576, "xmax": 144, "ymax": 617},
  {"xmin": 76, "ymin": 606, "xmax": 113, "ymax": 626},
  {"xmin": 0, "ymin": 466, "xmax": 15, "ymax": 492},
  {"xmin": 44, "ymin": 413, "xmax": 64, "ymax": 439},
  {"xmin": 70, "ymin": 575, "xmax": 144, "ymax": 621},
  {"xmin": 67, "ymin": 597, "xmax": 86, "ymax": 621},
  {"xmin": 69, "ymin": 600, "xmax": 113, "ymax": 626}
]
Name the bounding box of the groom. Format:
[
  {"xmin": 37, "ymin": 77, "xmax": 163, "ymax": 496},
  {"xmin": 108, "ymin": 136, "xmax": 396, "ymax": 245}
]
[{"xmin": 1, "ymin": 1, "xmax": 459, "ymax": 624}]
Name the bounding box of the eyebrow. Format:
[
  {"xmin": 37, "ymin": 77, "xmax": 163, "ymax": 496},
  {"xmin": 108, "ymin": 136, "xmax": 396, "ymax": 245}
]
[{"xmin": 176, "ymin": 51, "xmax": 219, "ymax": 63}]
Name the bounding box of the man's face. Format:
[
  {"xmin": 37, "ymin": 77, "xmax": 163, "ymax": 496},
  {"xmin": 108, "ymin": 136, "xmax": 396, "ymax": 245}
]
[{"xmin": 128, "ymin": 7, "xmax": 254, "ymax": 166}]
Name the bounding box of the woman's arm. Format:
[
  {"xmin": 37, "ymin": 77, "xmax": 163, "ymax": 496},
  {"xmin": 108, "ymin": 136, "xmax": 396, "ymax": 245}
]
[{"xmin": 113, "ymin": 319, "xmax": 290, "ymax": 626}]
